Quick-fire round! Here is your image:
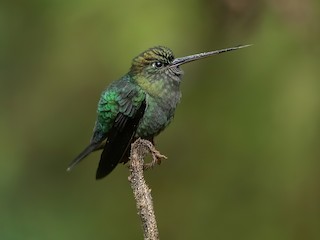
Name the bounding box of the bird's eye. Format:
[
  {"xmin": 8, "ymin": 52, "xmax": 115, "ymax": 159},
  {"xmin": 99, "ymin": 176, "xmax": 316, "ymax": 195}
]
[{"xmin": 152, "ymin": 61, "xmax": 163, "ymax": 68}]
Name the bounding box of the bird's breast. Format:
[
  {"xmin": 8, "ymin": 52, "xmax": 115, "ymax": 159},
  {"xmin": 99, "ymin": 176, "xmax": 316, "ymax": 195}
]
[{"xmin": 136, "ymin": 90, "xmax": 181, "ymax": 138}]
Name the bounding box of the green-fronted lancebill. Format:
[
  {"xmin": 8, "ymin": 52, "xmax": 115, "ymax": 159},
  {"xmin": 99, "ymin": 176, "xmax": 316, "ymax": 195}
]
[{"xmin": 67, "ymin": 44, "xmax": 251, "ymax": 179}]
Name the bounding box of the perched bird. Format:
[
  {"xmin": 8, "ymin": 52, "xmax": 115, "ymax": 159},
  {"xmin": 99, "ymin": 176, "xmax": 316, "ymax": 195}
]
[{"xmin": 67, "ymin": 45, "xmax": 250, "ymax": 179}]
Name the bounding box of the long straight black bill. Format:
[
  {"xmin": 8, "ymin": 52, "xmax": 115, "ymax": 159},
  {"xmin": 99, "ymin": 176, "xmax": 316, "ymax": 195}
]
[{"xmin": 171, "ymin": 44, "xmax": 251, "ymax": 66}]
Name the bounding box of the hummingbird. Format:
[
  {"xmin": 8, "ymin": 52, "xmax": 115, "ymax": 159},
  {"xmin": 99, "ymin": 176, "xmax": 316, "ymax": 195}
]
[{"xmin": 67, "ymin": 44, "xmax": 250, "ymax": 179}]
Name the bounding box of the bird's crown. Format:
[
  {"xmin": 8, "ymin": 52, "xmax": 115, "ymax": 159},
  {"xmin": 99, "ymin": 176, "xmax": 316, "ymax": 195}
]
[{"xmin": 130, "ymin": 46, "xmax": 174, "ymax": 74}]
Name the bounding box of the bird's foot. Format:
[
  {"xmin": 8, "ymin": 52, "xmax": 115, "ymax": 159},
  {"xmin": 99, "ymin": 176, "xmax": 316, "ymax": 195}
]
[{"xmin": 143, "ymin": 142, "xmax": 167, "ymax": 170}]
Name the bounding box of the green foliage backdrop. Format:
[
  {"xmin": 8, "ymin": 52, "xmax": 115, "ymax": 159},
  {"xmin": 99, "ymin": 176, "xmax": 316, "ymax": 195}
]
[{"xmin": 1, "ymin": 0, "xmax": 319, "ymax": 239}]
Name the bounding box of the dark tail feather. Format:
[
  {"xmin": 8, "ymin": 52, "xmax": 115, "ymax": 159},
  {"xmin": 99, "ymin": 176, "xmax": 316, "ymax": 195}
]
[
  {"xmin": 67, "ymin": 142, "xmax": 100, "ymax": 172},
  {"xmin": 95, "ymin": 137, "xmax": 132, "ymax": 179}
]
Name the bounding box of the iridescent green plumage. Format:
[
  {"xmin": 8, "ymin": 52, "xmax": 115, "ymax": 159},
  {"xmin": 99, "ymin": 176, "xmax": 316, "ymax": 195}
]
[{"xmin": 68, "ymin": 45, "xmax": 250, "ymax": 179}]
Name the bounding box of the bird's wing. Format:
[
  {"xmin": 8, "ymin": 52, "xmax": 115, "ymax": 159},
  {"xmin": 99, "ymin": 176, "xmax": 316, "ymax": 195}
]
[
  {"xmin": 66, "ymin": 84, "xmax": 123, "ymax": 172},
  {"xmin": 95, "ymin": 81, "xmax": 146, "ymax": 179}
]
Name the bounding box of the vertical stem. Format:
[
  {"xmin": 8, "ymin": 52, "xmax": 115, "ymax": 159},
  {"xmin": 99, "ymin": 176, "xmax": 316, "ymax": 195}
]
[{"xmin": 128, "ymin": 139, "xmax": 159, "ymax": 240}]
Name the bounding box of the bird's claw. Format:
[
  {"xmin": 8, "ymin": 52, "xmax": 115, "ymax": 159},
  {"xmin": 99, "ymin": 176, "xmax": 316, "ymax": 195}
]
[{"xmin": 143, "ymin": 144, "xmax": 167, "ymax": 170}]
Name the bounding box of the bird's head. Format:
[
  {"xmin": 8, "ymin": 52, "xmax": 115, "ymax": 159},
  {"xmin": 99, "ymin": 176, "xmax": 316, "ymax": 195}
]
[
  {"xmin": 129, "ymin": 45, "xmax": 251, "ymax": 96},
  {"xmin": 130, "ymin": 44, "xmax": 251, "ymax": 81},
  {"xmin": 130, "ymin": 46, "xmax": 183, "ymax": 83}
]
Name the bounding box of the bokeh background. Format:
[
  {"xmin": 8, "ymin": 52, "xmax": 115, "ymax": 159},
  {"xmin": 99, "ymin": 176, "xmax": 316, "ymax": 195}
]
[{"xmin": 1, "ymin": 0, "xmax": 320, "ymax": 239}]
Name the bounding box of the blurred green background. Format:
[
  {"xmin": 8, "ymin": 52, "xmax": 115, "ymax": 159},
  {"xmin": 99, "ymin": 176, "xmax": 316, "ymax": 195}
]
[{"xmin": 1, "ymin": 0, "xmax": 320, "ymax": 239}]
